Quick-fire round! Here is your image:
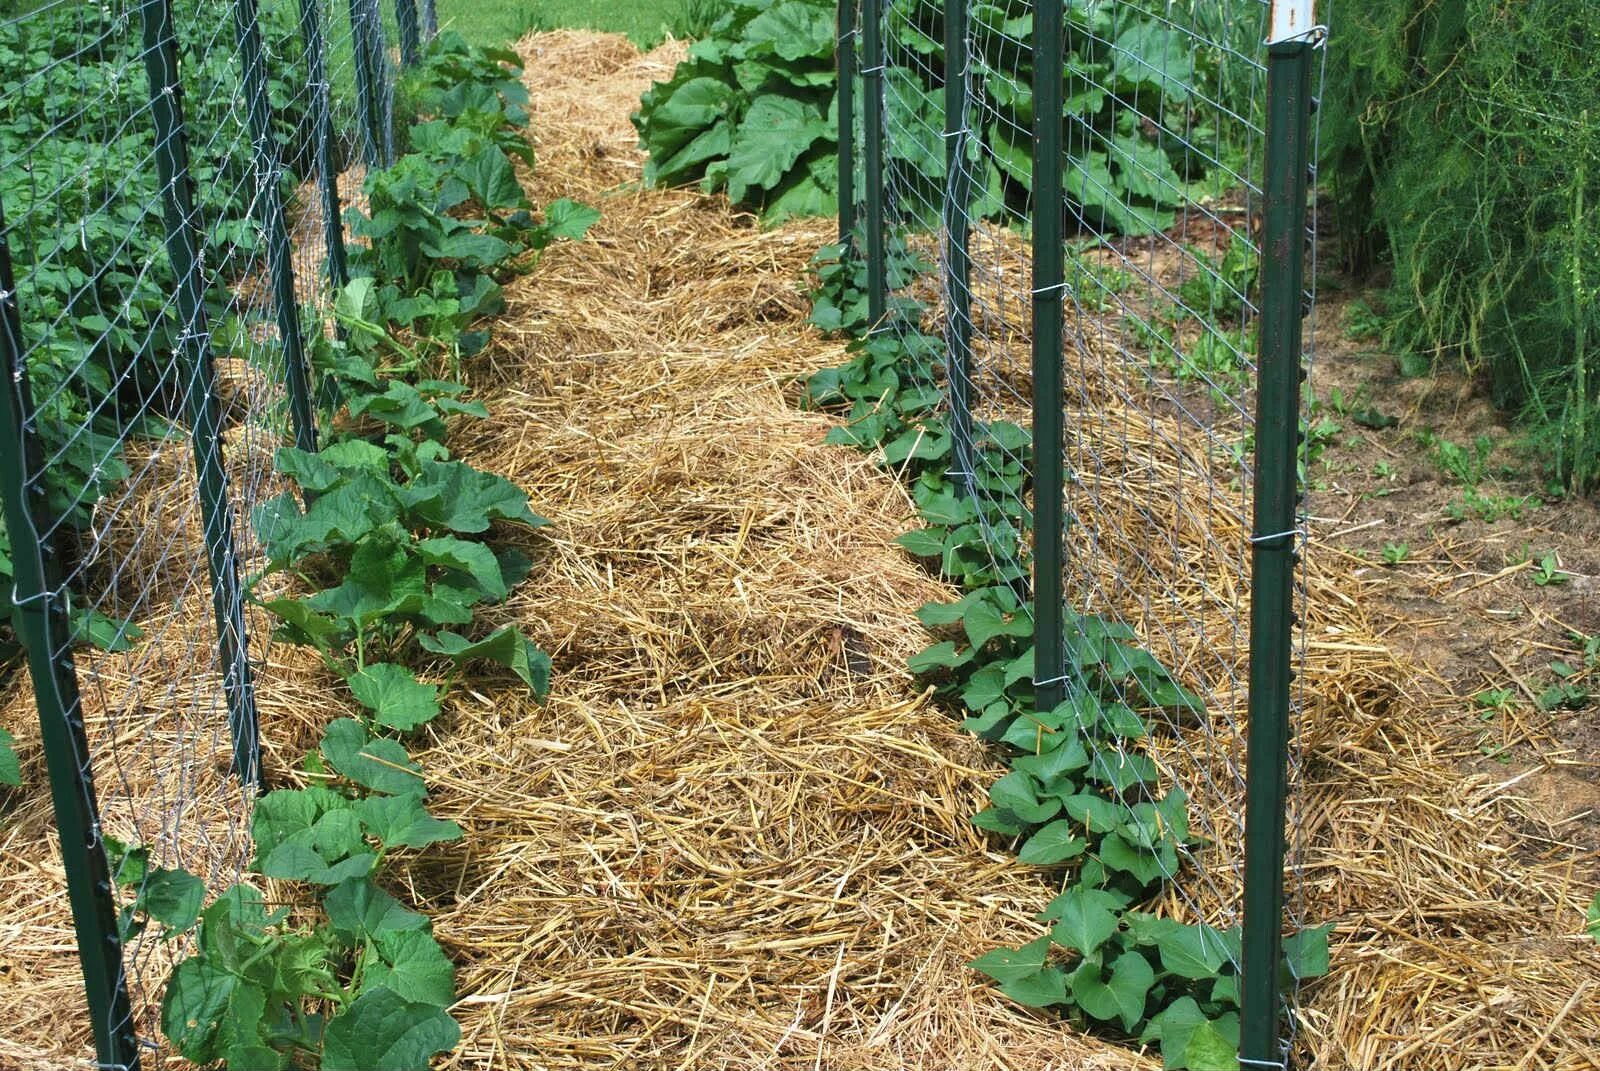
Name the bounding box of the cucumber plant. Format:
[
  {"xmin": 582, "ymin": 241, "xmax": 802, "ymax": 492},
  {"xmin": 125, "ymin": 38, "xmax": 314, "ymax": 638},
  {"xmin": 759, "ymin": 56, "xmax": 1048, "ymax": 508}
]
[
  {"xmin": 107, "ymin": 31, "xmax": 597, "ymax": 1068},
  {"xmin": 801, "ymin": 243, "xmax": 1329, "ymax": 1070}
]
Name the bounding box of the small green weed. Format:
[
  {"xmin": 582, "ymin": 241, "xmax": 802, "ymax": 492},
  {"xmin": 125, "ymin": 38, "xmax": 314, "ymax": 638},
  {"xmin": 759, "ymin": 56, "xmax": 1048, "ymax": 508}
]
[
  {"xmin": 1531, "ymin": 552, "xmax": 1571, "ymax": 586},
  {"xmin": 1342, "ymin": 298, "xmax": 1385, "ymax": 342},
  {"xmin": 1381, "ymin": 542, "xmax": 1409, "ymax": 566}
]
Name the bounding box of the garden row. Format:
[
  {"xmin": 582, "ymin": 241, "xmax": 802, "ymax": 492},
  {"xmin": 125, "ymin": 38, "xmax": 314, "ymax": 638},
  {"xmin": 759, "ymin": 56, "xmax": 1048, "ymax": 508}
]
[
  {"xmin": 97, "ymin": 33, "xmax": 594, "ymax": 1068},
  {"xmin": 801, "ymin": 241, "xmax": 1327, "ymax": 1071}
]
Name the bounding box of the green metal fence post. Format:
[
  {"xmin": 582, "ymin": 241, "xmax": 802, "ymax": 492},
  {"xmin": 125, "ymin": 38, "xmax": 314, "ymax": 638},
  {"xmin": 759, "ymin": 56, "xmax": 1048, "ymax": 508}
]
[
  {"xmin": 139, "ymin": 0, "xmax": 262, "ymax": 789},
  {"xmin": 836, "ymin": 0, "xmax": 856, "ymax": 247},
  {"xmin": 861, "ymin": 0, "xmax": 885, "ymax": 326},
  {"xmin": 348, "ymin": 0, "xmax": 386, "ymax": 167},
  {"xmin": 0, "ymin": 195, "xmax": 142, "ymax": 1071},
  {"xmin": 363, "ymin": 0, "xmax": 396, "ymax": 165},
  {"xmin": 1030, "ymin": 0, "xmax": 1066, "ymax": 713},
  {"xmin": 1240, "ymin": 20, "xmax": 1317, "ymax": 1067},
  {"xmin": 943, "ymin": 0, "xmax": 974, "ymax": 496},
  {"xmin": 299, "ymin": 0, "xmax": 350, "ymax": 291},
  {"xmin": 233, "ymin": 0, "xmax": 317, "ymax": 456},
  {"xmin": 395, "ymin": 0, "xmax": 421, "ymax": 66}
]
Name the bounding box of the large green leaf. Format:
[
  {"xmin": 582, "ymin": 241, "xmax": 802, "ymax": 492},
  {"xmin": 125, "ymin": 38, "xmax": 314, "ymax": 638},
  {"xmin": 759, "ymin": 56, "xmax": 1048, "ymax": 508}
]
[
  {"xmin": 1156, "ymin": 922, "xmax": 1233, "ymax": 980},
  {"xmin": 355, "ymin": 792, "xmax": 464, "ymax": 850},
  {"xmin": 1017, "ymin": 819, "xmax": 1088, "ymax": 865},
  {"xmin": 724, "ymin": 95, "xmax": 829, "ymax": 202},
  {"xmin": 1047, "ymin": 885, "xmax": 1123, "ymax": 956},
  {"xmin": 161, "ymin": 958, "xmax": 235, "ymax": 1063},
  {"xmin": 320, "ymin": 987, "xmax": 460, "ymax": 1070},
  {"xmin": 741, "ymin": 1, "xmax": 835, "ymax": 61},
  {"xmin": 640, "ymin": 77, "xmax": 738, "ymax": 166},
  {"xmin": 325, "ymin": 878, "xmax": 428, "ymax": 943},
  {"xmin": 320, "ymin": 719, "xmax": 426, "ymax": 797},
  {"xmin": 0, "ymin": 727, "xmax": 19, "ymax": 787},
  {"xmin": 253, "ymin": 787, "xmax": 376, "ymax": 885},
  {"xmin": 347, "ymin": 663, "xmax": 443, "ymax": 732},
  {"xmin": 1071, "ymin": 950, "xmax": 1155, "ymax": 1031},
  {"xmin": 459, "ymin": 146, "xmax": 527, "ymax": 211},
  {"xmin": 401, "ymin": 460, "xmax": 546, "ymax": 533},
  {"xmin": 417, "ymin": 536, "xmax": 509, "ymax": 600},
  {"xmin": 363, "ymin": 929, "xmax": 456, "ymax": 1006}
]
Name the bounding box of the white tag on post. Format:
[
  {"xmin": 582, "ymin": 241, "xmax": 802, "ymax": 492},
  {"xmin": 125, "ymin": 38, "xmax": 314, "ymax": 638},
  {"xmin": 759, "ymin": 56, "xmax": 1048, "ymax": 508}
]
[{"xmin": 1268, "ymin": 0, "xmax": 1317, "ymax": 45}]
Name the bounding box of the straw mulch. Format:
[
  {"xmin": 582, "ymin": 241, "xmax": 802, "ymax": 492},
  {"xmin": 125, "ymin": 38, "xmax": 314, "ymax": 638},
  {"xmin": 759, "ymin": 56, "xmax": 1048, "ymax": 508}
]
[{"xmin": 1, "ymin": 26, "xmax": 1597, "ymax": 1071}]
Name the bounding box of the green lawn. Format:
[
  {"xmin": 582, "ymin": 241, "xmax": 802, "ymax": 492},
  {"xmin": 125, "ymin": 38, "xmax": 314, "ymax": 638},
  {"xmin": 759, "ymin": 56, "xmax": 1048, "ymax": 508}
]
[{"xmin": 431, "ymin": 0, "xmax": 702, "ymax": 50}]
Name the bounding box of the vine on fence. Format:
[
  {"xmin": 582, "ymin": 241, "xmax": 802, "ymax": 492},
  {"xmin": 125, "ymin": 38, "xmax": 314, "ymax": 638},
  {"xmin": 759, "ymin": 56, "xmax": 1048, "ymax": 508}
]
[
  {"xmin": 111, "ymin": 32, "xmax": 595, "ymax": 1068},
  {"xmin": 803, "ymin": 241, "xmax": 1328, "ymax": 1071},
  {"xmin": 0, "ymin": 0, "xmax": 319, "ymax": 676},
  {"xmin": 633, "ymin": 0, "xmax": 1240, "ymax": 230}
]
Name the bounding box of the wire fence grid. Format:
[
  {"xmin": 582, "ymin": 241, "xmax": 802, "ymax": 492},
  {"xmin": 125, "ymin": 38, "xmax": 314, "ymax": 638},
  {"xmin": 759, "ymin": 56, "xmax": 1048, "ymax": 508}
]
[
  {"xmin": 841, "ymin": 0, "xmax": 1323, "ymax": 1063},
  {"xmin": 0, "ymin": 1, "xmax": 429, "ymax": 1065}
]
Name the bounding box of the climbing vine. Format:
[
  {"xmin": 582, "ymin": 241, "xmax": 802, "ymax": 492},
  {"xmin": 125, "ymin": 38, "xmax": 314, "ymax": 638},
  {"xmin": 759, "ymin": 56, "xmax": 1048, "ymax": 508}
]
[
  {"xmin": 112, "ymin": 33, "xmax": 596, "ymax": 1069},
  {"xmin": 802, "ymin": 240, "xmax": 1328, "ymax": 1071}
]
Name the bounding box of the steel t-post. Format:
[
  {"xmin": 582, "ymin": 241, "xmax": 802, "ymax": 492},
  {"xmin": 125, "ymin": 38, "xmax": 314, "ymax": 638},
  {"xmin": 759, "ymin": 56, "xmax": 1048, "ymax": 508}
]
[{"xmin": 1240, "ymin": 13, "xmax": 1317, "ymax": 1066}]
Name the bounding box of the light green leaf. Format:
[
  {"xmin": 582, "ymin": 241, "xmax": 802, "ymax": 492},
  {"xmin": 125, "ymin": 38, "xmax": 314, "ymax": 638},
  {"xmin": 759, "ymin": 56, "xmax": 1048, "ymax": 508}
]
[
  {"xmin": 348, "ymin": 663, "xmax": 442, "ymax": 732},
  {"xmin": 969, "ymin": 934, "xmax": 1051, "ymax": 985},
  {"xmin": 1157, "ymin": 923, "xmax": 1233, "ymax": 980},
  {"xmin": 1048, "ymin": 885, "xmax": 1123, "ymax": 955},
  {"xmin": 906, "ymin": 640, "xmax": 972, "ymax": 674},
  {"xmin": 542, "ymin": 198, "xmax": 600, "ymax": 242},
  {"xmin": 725, "ymin": 96, "xmax": 829, "ymax": 202},
  {"xmin": 0, "ymin": 727, "xmax": 19, "ymax": 787},
  {"xmin": 1282, "ymin": 922, "xmax": 1332, "ymax": 980}
]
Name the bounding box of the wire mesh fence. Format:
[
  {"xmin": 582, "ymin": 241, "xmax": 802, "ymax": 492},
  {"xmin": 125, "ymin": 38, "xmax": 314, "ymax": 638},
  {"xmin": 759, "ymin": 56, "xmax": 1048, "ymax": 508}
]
[
  {"xmin": 836, "ymin": 0, "xmax": 1324, "ymax": 1063},
  {"xmin": 0, "ymin": 0, "xmax": 425, "ymax": 1064}
]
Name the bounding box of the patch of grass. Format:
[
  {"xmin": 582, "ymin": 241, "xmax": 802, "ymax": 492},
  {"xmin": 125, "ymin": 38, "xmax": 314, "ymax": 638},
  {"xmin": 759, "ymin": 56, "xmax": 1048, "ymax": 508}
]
[{"xmin": 433, "ymin": 0, "xmax": 694, "ymax": 50}]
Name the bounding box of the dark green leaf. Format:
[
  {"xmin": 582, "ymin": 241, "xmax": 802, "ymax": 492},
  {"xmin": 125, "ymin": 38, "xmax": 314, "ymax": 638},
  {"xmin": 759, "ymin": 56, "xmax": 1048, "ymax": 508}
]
[
  {"xmin": 1017, "ymin": 820, "xmax": 1088, "ymax": 865},
  {"xmin": 321, "ymin": 719, "xmax": 426, "ymax": 797},
  {"xmin": 320, "ymin": 987, "xmax": 460, "ymax": 1070},
  {"xmin": 355, "ymin": 793, "xmax": 464, "ymax": 850},
  {"xmin": 418, "ymin": 626, "xmax": 551, "ymax": 696},
  {"xmin": 325, "ymin": 878, "xmax": 428, "ymax": 943}
]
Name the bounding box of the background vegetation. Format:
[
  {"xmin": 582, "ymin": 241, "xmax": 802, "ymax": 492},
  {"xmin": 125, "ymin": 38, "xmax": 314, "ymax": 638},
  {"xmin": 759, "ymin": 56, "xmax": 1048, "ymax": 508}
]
[
  {"xmin": 431, "ymin": 0, "xmax": 712, "ymax": 50},
  {"xmin": 1323, "ymin": 0, "xmax": 1600, "ymax": 491}
]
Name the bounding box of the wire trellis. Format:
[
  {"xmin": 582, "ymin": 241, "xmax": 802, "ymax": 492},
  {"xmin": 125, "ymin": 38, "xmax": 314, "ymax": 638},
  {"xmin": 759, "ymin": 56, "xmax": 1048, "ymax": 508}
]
[
  {"xmin": 844, "ymin": 0, "xmax": 1325, "ymax": 1062},
  {"xmin": 0, "ymin": 0, "xmax": 422, "ymax": 1064}
]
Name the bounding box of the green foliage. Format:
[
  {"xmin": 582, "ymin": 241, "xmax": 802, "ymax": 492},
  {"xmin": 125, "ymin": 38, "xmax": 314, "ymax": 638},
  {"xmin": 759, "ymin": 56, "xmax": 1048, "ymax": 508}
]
[
  {"xmin": 0, "ymin": 0, "xmax": 317, "ymax": 666},
  {"xmin": 0, "ymin": 727, "xmax": 18, "ymax": 787},
  {"xmin": 1323, "ymin": 0, "xmax": 1600, "ymax": 490},
  {"xmin": 633, "ymin": 0, "xmax": 1230, "ymax": 229},
  {"xmin": 801, "ymin": 238, "xmax": 1330, "ymax": 1065},
  {"xmin": 82, "ymin": 30, "xmax": 594, "ymax": 1069}
]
